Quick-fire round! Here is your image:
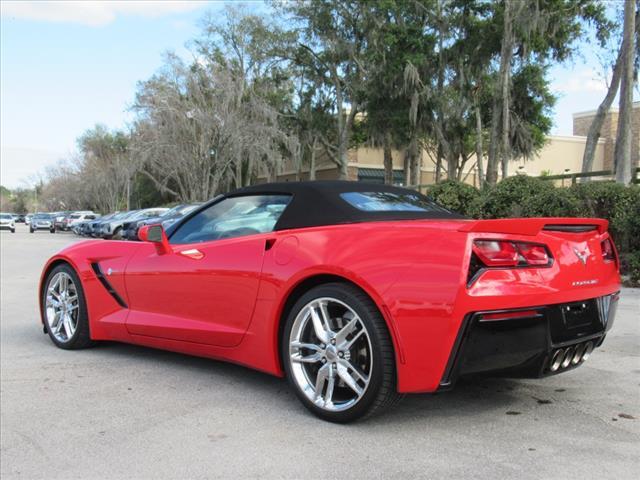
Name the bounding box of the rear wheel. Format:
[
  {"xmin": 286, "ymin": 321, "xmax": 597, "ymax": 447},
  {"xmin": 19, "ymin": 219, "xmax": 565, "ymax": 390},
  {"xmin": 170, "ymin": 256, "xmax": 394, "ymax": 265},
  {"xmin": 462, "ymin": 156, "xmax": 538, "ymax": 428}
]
[
  {"xmin": 111, "ymin": 227, "xmax": 122, "ymax": 240},
  {"xmin": 42, "ymin": 264, "xmax": 94, "ymax": 349},
  {"xmin": 282, "ymin": 283, "xmax": 399, "ymax": 423}
]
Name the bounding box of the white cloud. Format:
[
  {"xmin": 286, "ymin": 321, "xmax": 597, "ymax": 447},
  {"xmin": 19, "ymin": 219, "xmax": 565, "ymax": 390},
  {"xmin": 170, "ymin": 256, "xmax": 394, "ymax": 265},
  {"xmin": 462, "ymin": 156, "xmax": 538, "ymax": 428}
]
[
  {"xmin": 1, "ymin": 1, "xmax": 207, "ymax": 27},
  {"xmin": 553, "ymin": 68, "xmax": 610, "ymax": 95}
]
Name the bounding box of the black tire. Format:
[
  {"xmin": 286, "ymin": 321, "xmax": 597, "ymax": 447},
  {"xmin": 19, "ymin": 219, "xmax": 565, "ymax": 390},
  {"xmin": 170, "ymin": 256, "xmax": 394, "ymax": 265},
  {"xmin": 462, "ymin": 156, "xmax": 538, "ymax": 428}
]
[
  {"xmin": 282, "ymin": 282, "xmax": 400, "ymax": 423},
  {"xmin": 11, "ymin": 228, "xmax": 15, "ymax": 233},
  {"xmin": 50, "ymin": 228, "xmax": 55, "ymax": 234},
  {"xmin": 29, "ymin": 228, "xmax": 34, "ymax": 233},
  {"xmin": 41, "ymin": 264, "xmax": 94, "ymax": 350},
  {"xmin": 111, "ymin": 227, "xmax": 122, "ymax": 240}
]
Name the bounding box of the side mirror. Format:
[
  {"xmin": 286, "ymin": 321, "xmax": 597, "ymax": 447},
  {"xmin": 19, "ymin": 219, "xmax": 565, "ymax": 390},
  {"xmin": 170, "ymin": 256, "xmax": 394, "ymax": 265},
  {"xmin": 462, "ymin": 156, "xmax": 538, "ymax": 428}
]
[{"xmin": 138, "ymin": 224, "xmax": 171, "ymax": 254}]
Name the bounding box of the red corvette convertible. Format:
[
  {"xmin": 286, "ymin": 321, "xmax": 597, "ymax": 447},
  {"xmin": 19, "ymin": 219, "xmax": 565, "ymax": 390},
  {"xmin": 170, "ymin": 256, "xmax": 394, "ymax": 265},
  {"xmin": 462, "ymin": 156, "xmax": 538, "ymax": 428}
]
[{"xmin": 39, "ymin": 181, "xmax": 620, "ymax": 422}]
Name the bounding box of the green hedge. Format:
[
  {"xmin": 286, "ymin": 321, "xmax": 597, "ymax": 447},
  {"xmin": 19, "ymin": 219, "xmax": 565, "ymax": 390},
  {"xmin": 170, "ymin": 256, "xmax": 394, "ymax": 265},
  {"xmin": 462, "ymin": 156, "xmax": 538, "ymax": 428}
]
[{"xmin": 425, "ymin": 176, "xmax": 640, "ymax": 286}]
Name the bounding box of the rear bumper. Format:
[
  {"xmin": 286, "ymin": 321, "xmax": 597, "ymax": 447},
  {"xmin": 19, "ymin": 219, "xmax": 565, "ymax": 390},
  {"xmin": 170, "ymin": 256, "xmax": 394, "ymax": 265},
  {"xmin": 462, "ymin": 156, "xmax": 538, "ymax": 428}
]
[{"xmin": 438, "ymin": 293, "xmax": 619, "ymax": 389}]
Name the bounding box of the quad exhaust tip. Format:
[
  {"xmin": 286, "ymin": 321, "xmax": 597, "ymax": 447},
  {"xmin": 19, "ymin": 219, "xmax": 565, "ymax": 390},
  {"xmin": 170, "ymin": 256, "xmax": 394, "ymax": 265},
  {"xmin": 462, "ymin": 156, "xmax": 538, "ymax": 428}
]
[
  {"xmin": 561, "ymin": 347, "xmax": 574, "ymax": 369},
  {"xmin": 549, "ymin": 341, "xmax": 594, "ymax": 373},
  {"xmin": 582, "ymin": 341, "xmax": 594, "ymax": 362},
  {"xmin": 572, "ymin": 344, "xmax": 585, "ymax": 365},
  {"xmin": 550, "ymin": 349, "xmax": 564, "ymax": 372}
]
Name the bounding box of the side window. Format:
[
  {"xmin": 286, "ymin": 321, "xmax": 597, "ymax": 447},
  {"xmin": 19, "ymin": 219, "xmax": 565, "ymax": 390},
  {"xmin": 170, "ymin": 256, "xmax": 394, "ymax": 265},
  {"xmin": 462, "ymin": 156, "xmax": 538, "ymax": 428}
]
[
  {"xmin": 169, "ymin": 195, "xmax": 291, "ymax": 245},
  {"xmin": 86, "ymin": 215, "xmax": 96, "ymax": 220}
]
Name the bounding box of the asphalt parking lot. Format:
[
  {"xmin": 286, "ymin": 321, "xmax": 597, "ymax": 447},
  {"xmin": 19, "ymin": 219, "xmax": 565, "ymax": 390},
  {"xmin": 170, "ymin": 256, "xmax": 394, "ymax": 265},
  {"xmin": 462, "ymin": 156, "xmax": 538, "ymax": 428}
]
[{"xmin": 1, "ymin": 226, "xmax": 639, "ymax": 479}]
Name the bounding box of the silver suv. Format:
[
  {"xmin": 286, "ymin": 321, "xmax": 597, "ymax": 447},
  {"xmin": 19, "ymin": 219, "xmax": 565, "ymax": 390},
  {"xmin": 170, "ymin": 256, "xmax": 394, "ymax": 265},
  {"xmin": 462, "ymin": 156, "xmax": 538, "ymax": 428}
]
[
  {"xmin": 30, "ymin": 213, "xmax": 55, "ymax": 233},
  {"xmin": 0, "ymin": 213, "xmax": 16, "ymax": 233}
]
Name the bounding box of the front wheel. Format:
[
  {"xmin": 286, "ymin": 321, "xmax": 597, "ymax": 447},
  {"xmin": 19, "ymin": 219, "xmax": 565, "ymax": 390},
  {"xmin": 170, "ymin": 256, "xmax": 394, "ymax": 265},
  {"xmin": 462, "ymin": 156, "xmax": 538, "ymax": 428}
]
[
  {"xmin": 29, "ymin": 228, "xmax": 34, "ymax": 233},
  {"xmin": 42, "ymin": 264, "xmax": 94, "ymax": 349},
  {"xmin": 282, "ymin": 283, "xmax": 400, "ymax": 423}
]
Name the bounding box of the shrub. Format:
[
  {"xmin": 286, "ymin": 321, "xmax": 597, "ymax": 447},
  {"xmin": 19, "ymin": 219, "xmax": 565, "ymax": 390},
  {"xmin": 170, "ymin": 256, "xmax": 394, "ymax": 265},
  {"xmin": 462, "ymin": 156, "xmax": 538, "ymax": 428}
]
[
  {"xmin": 570, "ymin": 182, "xmax": 640, "ymax": 252},
  {"xmin": 624, "ymin": 251, "xmax": 640, "ymax": 287},
  {"xmin": 426, "ymin": 180, "xmax": 481, "ymax": 217},
  {"xmin": 478, "ymin": 174, "xmax": 556, "ymax": 218},
  {"xmin": 519, "ymin": 187, "xmax": 580, "ymax": 217}
]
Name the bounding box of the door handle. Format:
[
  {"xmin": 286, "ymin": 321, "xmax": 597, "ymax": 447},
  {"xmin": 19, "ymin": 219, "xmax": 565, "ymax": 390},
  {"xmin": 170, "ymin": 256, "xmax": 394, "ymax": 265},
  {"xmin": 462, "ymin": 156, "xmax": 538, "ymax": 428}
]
[{"xmin": 179, "ymin": 249, "xmax": 205, "ymax": 260}]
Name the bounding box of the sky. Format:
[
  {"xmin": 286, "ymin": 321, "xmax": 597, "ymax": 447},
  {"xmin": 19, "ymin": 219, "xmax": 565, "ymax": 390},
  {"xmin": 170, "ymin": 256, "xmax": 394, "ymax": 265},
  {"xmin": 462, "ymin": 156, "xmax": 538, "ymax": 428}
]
[{"xmin": 0, "ymin": 0, "xmax": 632, "ymax": 189}]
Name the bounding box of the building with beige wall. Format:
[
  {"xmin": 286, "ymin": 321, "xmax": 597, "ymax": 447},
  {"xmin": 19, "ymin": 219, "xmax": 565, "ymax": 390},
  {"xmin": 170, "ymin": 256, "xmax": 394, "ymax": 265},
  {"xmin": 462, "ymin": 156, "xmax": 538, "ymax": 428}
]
[{"xmin": 264, "ymin": 103, "xmax": 639, "ymax": 186}]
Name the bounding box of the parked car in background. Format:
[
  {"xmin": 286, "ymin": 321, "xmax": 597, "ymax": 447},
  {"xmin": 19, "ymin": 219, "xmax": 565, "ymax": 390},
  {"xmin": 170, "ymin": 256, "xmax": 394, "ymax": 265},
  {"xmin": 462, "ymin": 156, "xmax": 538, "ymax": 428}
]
[
  {"xmin": 100, "ymin": 208, "xmax": 168, "ymax": 239},
  {"xmin": 85, "ymin": 212, "xmax": 116, "ymax": 237},
  {"xmin": 0, "ymin": 213, "xmax": 16, "ymax": 233},
  {"xmin": 29, "ymin": 213, "xmax": 55, "ymax": 233},
  {"xmin": 80, "ymin": 211, "xmax": 129, "ymax": 238},
  {"xmin": 14, "ymin": 214, "xmax": 26, "ymax": 223},
  {"xmin": 75, "ymin": 211, "xmax": 118, "ymax": 236},
  {"xmin": 25, "ymin": 214, "xmax": 33, "ymax": 227},
  {"xmin": 65, "ymin": 212, "xmax": 99, "ymax": 232},
  {"xmin": 86, "ymin": 213, "xmax": 116, "ymax": 236},
  {"xmin": 52, "ymin": 212, "xmax": 69, "ymax": 231},
  {"xmin": 123, "ymin": 204, "xmax": 201, "ymax": 240}
]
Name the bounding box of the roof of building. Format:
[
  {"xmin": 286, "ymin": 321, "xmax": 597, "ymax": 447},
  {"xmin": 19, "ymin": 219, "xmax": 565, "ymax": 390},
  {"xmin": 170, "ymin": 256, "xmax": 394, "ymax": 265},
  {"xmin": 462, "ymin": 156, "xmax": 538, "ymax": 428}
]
[
  {"xmin": 227, "ymin": 180, "xmax": 463, "ymax": 230},
  {"xmin": 572, "ymin": 101, "xmax": 640, "ymax": 119}
]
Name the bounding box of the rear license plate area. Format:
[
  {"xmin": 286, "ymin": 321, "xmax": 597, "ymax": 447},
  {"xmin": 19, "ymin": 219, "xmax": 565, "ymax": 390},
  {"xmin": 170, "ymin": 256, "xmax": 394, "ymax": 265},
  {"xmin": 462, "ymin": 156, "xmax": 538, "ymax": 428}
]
[
  {"xmin": 548, "ymin": 299, "xmax": 602, "ymax": 343},
  {"xmin": 562, "ymin": 301, "xmax": 595, "ymax": 329}
]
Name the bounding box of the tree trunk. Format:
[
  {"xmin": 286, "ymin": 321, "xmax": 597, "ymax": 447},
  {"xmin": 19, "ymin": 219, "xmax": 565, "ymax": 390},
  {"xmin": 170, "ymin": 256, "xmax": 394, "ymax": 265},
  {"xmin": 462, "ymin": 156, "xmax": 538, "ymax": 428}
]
[
  {"xmin": 447, "ymin": 152, "xmax": 457, "ymax": 180},
  {"xmin": 581, "ymin": 47, "xmax": 624, "ymax": 176},
  {"xmin": 235, "ymin": 158, "xmax": 242, "ymax": 189},
  {"xmin": 409, "ymin": 137, "xmax": 421, "ymax": 186},
  {"xmin": 245, "ymin": 157, "xmax": 254, "ymax": 187},
  {"xmin": 309, "ymin": 136, "xmax": 317, "ymax": 181},
  {"xmin": 435, "ymin": 145, "xmax": 443, "ymax": 183},
  {"xmin": 487, "ymin": 0, "xmax": 517, "ymax": 185},
  {"xmin": 614, "ymin": 0, "xmax": 636, "ymax": 185},
  {"xmin": 475, "ymin": 104, "xmax": 484, "ymax": 188},
  {"xmin": 403, "ymin": 149, "xmax": 411, "ymax": 186},
  {"xmin": 487, "ymin": 106, "xmax": 500, "ymax": 185},
  {"xmin": 383, "ymin": 132, "xmax": 393, "ymax": 184}
]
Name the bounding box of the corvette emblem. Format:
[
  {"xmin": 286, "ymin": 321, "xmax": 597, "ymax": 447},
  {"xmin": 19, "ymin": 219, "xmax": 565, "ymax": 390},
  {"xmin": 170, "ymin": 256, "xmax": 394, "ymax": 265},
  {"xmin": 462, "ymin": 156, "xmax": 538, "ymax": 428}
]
[{"xmin": 573, "ymin": 247, "xmax": 588, "ymax": 266}]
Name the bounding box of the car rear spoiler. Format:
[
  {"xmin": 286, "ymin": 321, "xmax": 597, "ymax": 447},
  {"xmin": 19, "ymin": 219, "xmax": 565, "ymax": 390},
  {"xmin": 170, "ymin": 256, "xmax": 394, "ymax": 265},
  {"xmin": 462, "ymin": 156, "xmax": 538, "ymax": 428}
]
[{"xmin": 457, "ymin": 218, "xmax": 609, "ymax": 236}]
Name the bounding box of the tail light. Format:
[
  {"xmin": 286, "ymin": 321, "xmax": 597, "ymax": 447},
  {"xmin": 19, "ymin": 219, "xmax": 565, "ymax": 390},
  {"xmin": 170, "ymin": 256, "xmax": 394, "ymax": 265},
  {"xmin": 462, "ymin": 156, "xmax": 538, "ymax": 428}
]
[
  {"xmin": 468, "ymin": 239, "xmax": 553, "ymax": 286},
  {"xmin": 601, "ymin": 238, "xmax": 616, "ymax": 263},
  {"xmin": 472, "ymin": 240, "xmax": 552, "ymax": 267}
]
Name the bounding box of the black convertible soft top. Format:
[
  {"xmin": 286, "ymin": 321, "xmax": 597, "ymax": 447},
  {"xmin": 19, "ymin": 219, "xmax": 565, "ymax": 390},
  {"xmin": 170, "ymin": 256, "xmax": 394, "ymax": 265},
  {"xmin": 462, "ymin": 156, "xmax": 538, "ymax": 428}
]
[{"xmin": 227, "ymin": 181, "xmax": 464, "ymax": 231}]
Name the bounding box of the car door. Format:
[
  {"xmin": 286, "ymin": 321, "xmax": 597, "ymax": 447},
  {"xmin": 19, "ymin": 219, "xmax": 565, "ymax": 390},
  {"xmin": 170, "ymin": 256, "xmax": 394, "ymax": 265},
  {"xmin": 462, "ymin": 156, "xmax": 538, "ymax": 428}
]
[{"xmin": 123, "ymin": 194, "xmax": 291, "ymax": 347}]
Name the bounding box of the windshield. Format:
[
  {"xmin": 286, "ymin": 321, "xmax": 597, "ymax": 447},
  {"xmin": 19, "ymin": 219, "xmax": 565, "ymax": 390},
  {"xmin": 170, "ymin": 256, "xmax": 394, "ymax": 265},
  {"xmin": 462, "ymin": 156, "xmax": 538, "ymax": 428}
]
[
  {"xmin": 137, "ymin": 209, "xmax": 167, "ymax": 219},
  {"xmin": 111, "ymin": 211, "xmax": 133, "ymax": 220},
  {"xmin": 164, "ymin": 204, "xmax": 199, "ymax": 218},
  {"xmin": 0, "ymin": 214, "xmax": 12, "ymax": 219},
  {"xmin": 33, "ymin": 214, "xmax": 51, "ymax": 219},
  {"xmin": 161, "ymin": 205, "xmax": 184, "ymax": 217}
]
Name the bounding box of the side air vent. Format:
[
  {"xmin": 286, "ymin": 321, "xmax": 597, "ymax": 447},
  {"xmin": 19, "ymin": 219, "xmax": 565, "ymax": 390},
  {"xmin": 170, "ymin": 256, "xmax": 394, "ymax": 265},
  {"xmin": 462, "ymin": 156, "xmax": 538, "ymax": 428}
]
[
  {"xmin": 90, "ymin": 263, "xmax": 128, "ymax": 308},
  {"xmin": 543, "ymin": 224, "xmax": 598, "ymax": 233}
]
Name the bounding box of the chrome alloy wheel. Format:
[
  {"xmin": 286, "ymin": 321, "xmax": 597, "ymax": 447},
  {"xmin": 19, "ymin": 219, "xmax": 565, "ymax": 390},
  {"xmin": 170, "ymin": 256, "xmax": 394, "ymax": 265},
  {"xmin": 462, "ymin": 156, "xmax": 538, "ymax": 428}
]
[
  {"xmin": 289, "ymin": 297, "xmax": 373, "ymax": 412},
  {"xmin": 45, "ymin": 272, "xmax": 79, "ymax": 342}
]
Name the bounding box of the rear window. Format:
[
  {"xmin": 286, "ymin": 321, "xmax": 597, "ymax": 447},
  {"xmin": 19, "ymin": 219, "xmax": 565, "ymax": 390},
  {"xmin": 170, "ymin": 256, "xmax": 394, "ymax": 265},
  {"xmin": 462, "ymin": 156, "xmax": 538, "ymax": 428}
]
[{"xmin": 340, "ymin": 191, "xmax": 451, "ymax": 213}]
